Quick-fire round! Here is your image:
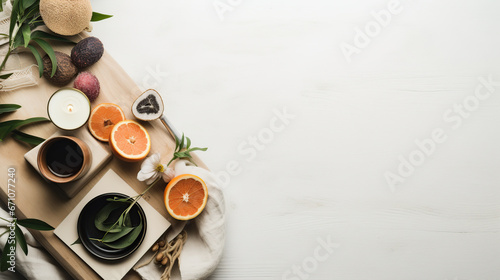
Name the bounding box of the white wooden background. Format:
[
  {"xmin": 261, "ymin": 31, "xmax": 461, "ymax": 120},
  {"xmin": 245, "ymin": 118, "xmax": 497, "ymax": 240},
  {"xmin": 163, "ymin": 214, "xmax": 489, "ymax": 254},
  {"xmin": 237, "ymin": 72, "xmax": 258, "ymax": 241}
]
[{"xmin": 89, "ymin": 0, "xmax": 500, "ymax": 279}]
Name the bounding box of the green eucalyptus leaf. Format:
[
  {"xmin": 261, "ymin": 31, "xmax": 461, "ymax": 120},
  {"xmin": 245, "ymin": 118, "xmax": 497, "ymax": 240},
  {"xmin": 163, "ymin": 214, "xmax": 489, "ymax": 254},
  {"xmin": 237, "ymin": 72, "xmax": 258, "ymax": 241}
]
[
  {"xmin": 9, "ymin": 0, "xmax": 19, "ymax": 40},
  {"xmin": 12, "ymin": 29, "xmax": 24, "ymax": 49},
  {"xmin": 21, "ymin": 24, "xmax": 30, "ymax": 48},
  {"xmin": 31, "ymin": 38, "xmax": 56, "ymax": 77},
  {"xmin": 117, "ymin": 213, "xmax": 126, "ymax": 227},
  {"xmin": 176, "ymin": 151, "xmax": 192, "ymax": 159},
  {"xmin": 94, "ymin": 202, "xmax": 126, "ymax": 232},
  {"xmin": 11, "ymin": 129, "xmax": 44, "ymax": 145},
  {"xmin": 180, "ymin": 134, "xmax": 185, "ymax": 150},
  {"xmin": 21, "ymin": 0, "xmax": 35, "ymax": 9},
  {"xmin": 31, "ymin": 30, "xmax": 75, "ymax": 44},
  {"xmin": 27, "ymin": 44, "xmax": 43, "ymax": 77},
  {"xmin": 0, "ymin": 233, "xmax": 14, "ymax": 271},
  {"xmin": 20, "ymin": 2, "xmax": 38, "ymax": 22},
  {"xmin": 98, "ymin": 225, "xmax": 122, "ymax": 233},
  {"xmin": 30, "ymin": 20, "xmax": 44, "ymax": 29},
  {"xmin": 0, "ymin": 104, "xmax": 21, "ymax": 114},
  {"xmin": 102, "ymin": 220, "xmax": 142, "ymax": 249},
  {"xmin": 0, "ymin": 73, "xmax": 13, "ymax": 79},
  {"xmin": 102, "ymin": 226, "xmax": 135, "ymax": 243},
  {"xmin": 17, "ymin": 218, "xmax": 54, "ymax": 231},
  {"xmin": 14, "ymin": 224, "xmax": 27, "ymax": 255},
  {"xmin": 186, "ymin": 137, "xmax": 191, "ymax": 149},
  {"xmin": 124, "ymin": 213, "xmax": 132, "ymax": 227},
  {"xmin": 187, "ymin": 147, "xmax": 208, "ymax": 152},
  {"xmin": 91, "ymin": 11, "xmax": 113, "ymax": 22},
  {"xmin": 0, "ymin": 117, "xmax": 49, "ymax": 141},
  {"xmin": 106, "ymin": 197, "xmax": 132, "ymax": 203}
]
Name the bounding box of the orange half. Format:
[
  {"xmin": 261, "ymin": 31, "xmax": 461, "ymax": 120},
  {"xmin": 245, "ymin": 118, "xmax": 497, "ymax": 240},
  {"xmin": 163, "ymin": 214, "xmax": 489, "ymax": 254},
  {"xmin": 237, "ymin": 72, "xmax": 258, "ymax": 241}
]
[
  {"xmin": 109, "ymin": 120, "xmax": 151, "ymax": 162},
  {"xmin": 88, "ymin": 103, "xmax": 125, "ymax": 142},
  {"xmin": 164, "ymin": 174, "xmax": 208, "ymax": 220}
]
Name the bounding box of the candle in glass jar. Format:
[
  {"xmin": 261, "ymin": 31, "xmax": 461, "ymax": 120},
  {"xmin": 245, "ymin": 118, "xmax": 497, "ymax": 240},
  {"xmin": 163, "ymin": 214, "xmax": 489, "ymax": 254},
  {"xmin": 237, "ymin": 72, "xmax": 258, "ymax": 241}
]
[{"xmin": 47, "ymin": 88, "xmax": 91, "ymax": 130}]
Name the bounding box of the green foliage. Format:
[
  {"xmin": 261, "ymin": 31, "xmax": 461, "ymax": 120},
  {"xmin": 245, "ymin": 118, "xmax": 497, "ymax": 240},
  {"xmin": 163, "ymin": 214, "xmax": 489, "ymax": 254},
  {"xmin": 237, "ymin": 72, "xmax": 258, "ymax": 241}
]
[
  {"xmin": 0, "ymin": 104, "xmax": 21, "ymax": 114},
  {"xmin": 0, "ymin": 117, "xmax": 48, "ymax": 141},
  {"xmin": 11, "ymin": 129, "xmax": 45, "ymax": 145},
  {"xmin": 168, "ymin": 133, "xmax": 208, "ymax": 166},
  {"xmin": 91, "ymin": 12, "xmax": 113, "ymax": 22},
  {"xmin": 15, "ymin": 224, "xmax": 27, "ymax": 255},
  {"xmin": 16, "ymin": 218, "xmax": 54, "ymax": 231},
  {"xmin": 90, "ymin": 196, "xmax": 146, "ymax": 249},
  {"xmin": 0, "ymin": 217, "xmax": 54, "ymax": 271},
  {"xmin": 99, "ymin": 222, "xmax": 142, "ymax": 249},
  {"xmin": 0, "ymin": 103, "xmax": 47, "ymax": 145},
  {"xmin": 0, "ymin": 73, "xmax": 12, "ymax": 80},
  {"xmin": 0, "ymin": 1, "xmax": 111, "ymax": 77}
]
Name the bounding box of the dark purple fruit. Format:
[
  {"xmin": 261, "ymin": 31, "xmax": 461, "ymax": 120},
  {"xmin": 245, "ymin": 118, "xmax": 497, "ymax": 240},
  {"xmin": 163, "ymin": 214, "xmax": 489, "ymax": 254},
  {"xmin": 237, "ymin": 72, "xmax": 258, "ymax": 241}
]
[
  {"xmin": 43, "ymin": 51, "xmax": 78, "ymax": 86},
  {"xmin": 71, "ymin": 37, "xmax": 104, "ymax": 69}
]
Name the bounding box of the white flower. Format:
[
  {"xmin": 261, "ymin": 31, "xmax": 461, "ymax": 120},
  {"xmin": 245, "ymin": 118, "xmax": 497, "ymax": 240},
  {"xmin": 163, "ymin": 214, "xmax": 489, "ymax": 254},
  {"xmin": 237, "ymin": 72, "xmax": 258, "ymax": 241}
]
[{"xmin": 137, "ymin": 153, "xmax": 175, "ymax": 184}]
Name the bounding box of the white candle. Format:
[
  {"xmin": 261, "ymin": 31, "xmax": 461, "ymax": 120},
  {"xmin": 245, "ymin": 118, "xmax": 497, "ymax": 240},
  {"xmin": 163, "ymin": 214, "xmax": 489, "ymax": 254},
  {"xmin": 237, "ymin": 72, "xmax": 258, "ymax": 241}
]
[{"xmin": 47, "ymin": 88, "xmax": 91, "ymax": 130}]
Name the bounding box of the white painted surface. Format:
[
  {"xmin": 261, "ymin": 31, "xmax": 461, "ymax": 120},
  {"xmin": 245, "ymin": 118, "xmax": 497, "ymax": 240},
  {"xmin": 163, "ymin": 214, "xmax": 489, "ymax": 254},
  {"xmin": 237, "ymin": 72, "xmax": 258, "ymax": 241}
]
[{"xmin": 90, "ymin": 1, "xmax": 500, "ymax": 279}]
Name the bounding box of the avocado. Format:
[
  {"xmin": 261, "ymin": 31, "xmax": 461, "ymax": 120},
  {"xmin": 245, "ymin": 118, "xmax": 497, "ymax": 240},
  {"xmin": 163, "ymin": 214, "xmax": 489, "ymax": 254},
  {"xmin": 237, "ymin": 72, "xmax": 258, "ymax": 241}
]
[
  {"xmin": 43, "ymin": 51, "xmax": 78, "ymax": 86},
  {"xmin": 71, "ymin": 37, "xmax": 104, "ymax": 69}
]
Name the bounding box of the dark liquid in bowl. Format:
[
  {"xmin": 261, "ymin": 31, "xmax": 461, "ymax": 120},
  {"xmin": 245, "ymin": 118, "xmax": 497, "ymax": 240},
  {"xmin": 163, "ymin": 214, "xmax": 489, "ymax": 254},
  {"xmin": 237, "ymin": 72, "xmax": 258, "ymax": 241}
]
[{"xmin": 46, "ymin": 138, "xmax": 84, "ymax": 177}]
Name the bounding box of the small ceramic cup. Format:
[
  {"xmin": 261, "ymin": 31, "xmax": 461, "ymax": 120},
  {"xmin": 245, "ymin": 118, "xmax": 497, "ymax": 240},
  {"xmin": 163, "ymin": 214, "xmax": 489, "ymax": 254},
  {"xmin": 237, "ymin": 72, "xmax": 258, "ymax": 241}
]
[{"xmin": 37, "ymin": 136, "xmax": 92, "ymax": 184}]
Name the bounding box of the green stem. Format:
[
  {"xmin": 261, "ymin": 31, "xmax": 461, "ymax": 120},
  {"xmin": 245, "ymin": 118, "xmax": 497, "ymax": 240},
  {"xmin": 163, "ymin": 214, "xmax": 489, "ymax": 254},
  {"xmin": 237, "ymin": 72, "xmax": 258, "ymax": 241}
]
[
  {"xmin": 0, "ymin": 21, "xmax": 18, "ymax": 72},
  {"xmin": 98, "ymin": 215, "xmax": 121, "ymax": 241},
  {"xmin": 0, "ymin": 216, "xmax": 11, "ymax": 223},
  {"xmin": 123, "ymin": 177, "xmax": 161, "ymax": 219},
  {"xmin": 0, "ymin": 47, "xmax": 12, "ymax": 72}
]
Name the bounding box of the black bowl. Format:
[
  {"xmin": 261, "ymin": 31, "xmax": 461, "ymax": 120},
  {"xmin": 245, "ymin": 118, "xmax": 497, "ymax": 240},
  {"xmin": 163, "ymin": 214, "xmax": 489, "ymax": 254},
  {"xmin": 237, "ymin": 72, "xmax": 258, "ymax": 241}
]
[{"xmin": 77, "ymin": 193, "xmax": 147, "ymax": 261}]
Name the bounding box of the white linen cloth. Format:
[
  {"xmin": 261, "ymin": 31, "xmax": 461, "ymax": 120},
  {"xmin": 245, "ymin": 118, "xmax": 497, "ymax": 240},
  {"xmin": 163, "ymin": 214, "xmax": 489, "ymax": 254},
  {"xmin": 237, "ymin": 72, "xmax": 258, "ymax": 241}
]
[{"xmin": 0, "ymin": 159, "xmax": 225, "ymax": 279}]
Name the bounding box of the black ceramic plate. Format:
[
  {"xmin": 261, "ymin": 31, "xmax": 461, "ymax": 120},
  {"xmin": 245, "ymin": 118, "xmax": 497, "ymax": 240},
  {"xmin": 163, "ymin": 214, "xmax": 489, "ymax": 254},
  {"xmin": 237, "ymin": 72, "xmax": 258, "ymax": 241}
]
[{"xmin": 77, "ymin": 193, "xmax": 147, "ymax": 261}]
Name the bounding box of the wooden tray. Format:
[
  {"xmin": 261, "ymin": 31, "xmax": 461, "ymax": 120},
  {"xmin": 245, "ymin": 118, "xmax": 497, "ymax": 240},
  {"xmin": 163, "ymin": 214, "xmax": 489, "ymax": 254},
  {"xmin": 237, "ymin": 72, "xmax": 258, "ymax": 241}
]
[{"xmin": 0, "ymin": 33, "xmax": 205, "ymax": 279}]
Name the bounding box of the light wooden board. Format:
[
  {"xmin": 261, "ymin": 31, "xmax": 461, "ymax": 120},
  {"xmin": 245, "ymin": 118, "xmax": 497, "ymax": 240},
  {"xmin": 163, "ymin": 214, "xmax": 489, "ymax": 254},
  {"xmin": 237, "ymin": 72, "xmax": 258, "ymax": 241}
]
[{"xmin": 0, "ymin": 34, "xmax": 205, "ymax": 279}]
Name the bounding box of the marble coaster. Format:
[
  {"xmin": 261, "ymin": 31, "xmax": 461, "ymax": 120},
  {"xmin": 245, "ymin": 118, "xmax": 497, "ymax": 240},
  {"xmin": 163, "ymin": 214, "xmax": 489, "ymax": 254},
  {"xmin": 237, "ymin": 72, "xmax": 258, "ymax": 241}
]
[
  {"xmin": 24, "ymin": 129, "xmax": 112, "ymax": 198},
  {"xmin": 54, "ymin": 169, "xmax": 171, "ymax": 280}
]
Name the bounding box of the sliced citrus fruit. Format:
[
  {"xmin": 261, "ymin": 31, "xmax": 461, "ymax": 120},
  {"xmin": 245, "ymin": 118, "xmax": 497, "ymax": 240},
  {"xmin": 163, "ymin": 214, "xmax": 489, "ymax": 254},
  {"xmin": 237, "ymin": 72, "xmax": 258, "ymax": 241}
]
[
  {"xmin": 88, "ymin": 103, "xmax": 125, "ymax": 142},
  {"xmin": 109, "ymin": 120, "xmax": 151, "ymax": 162},
  {"xmin": 164, "ymin": 174, "xmax": 208, "ymax": 220}
]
